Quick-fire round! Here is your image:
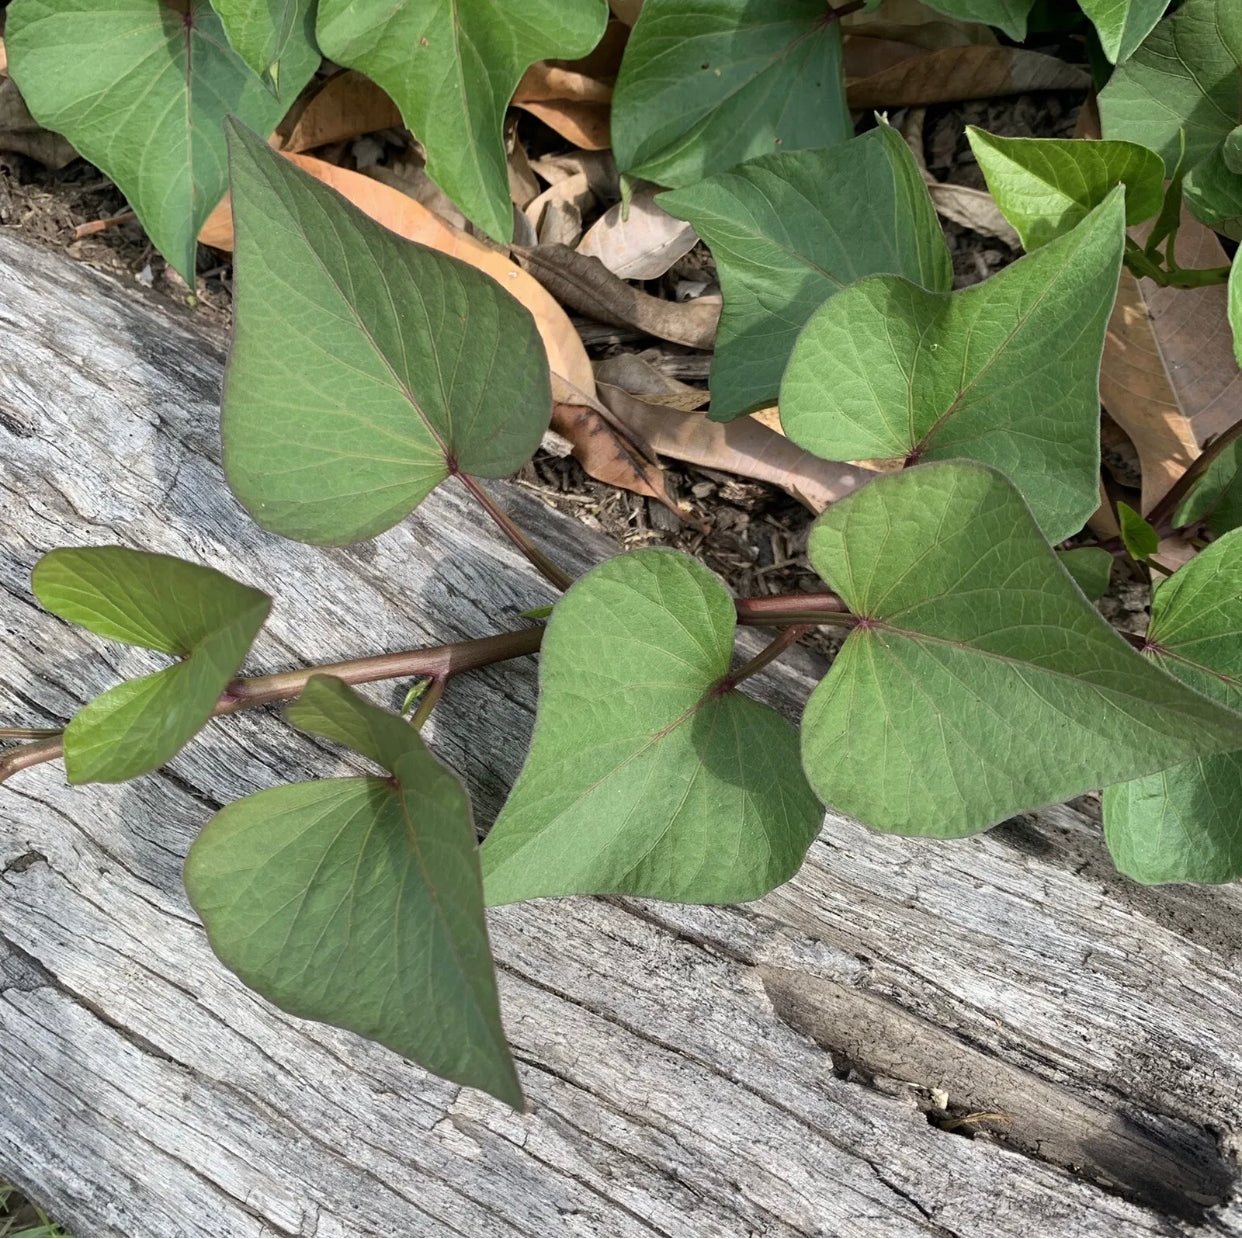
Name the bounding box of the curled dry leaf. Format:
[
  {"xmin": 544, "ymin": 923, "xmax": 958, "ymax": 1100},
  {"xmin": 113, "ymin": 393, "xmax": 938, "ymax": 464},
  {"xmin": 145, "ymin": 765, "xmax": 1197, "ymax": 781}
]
[
  {"xmin": 515, "ymin": 98, "xmax": 611, "ymax": 150},
  {"xmin": 525, "ymin": 170, "xmax": 594, "ymax": 246},
  {"xmin": 1101, "ymin": 210, "xmax": 1242, "ymax": 512},
  {"xmin": 847, "ymin": 45, "xmax": 1088, "ymax": 109},
  {"xmin": 0, "ymin": 75, "xmax": 77, "ymax": 167},
  {"xmin": 284, "ymin": 71, "xmax": 402, "ymax": 154},
  {"xmin": 596, "ymin": 381, "xmax": 874, "ymax": 513},
  {"xmin": 551, "ymin": 400, "xmax": 672, "ymax": 506},
  {"xmin": 197, "ymin": 152, "xmax": 596, "ymax": 407},
  {"xmin": 514, "ymin": 243, "xmax": 720, "ymax": 349},
  {"xmin": 578, "ymin": 184, "xmax": 699, "ymax": 280},
  {"xmin": 594, "ymin": 351, "xmax": 709, "ymax": 410}
]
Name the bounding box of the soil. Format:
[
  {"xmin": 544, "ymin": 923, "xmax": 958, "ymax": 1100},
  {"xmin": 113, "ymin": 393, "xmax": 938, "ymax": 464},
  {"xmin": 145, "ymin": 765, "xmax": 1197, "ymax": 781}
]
[{"xmin": 0, "ymin": 85, "xmax": 1152, "ymax": 646}]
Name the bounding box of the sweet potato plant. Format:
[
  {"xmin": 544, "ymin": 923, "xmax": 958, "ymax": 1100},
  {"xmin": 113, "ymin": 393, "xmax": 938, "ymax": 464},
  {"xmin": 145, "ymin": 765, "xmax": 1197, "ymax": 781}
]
[{"xmin": 3, "ymin": 0, "xmax": 1242, "ymax": 1106}]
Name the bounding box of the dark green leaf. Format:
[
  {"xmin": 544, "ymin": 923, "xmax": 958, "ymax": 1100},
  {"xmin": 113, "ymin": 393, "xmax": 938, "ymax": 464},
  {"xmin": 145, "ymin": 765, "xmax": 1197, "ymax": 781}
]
[
  {"xmin": 32, "ymin": 547, "xmax": 270, "ymax": 784},
  {"xmin": 482, "ymin": 549, "xmax": 822, "ymax": 905},
  {"xmin": 7, "ymin": 0, "xmax": 316, "ymax": 281},
  {"xmin": 1118, "ymin": 501, "xmax": 1160, "ymax": 561},
  {"xmin": 1174, "ymin": 437, "xmax": 1242, "ymax": 535},
  {"xmin": 780, "ymin": 193, "xmax": 1125, "ymax": 543},
  {"xmin": 967, "ymin": 128, "xmax": 1164, "ymax": 250},
  {"xmin": 801, "ymin": 462, "xmax": 1242, "ymax": 838},
  {"xmin": 222, "ymin": 120, "xmax": 551, "ymax": 545},
  {"xmin": 1225, "ymin": 124, "xmax": 1242, "ymax": 174},
  {"xmin": 1104, "ymin": 530, "xmax": 1242, "ymax": 882},
  {"xmin": 611, "ymin": 0, "xmax": 851, "ymax": 189},
  {"xmin": 210, "ymin": 0, "xmax": 318, "ymax": 81},
  {"xmin": 1059, "ymin": 546, "xmax": 1114, "ymax": 601},
  {"xmin": 1183, "ymin": 143, "xmax": 1242, "ymax": 241},
  {"xmin": 315, "ymin": 0, "xmax": 607, "ymax": 241},
  {"xmin": 1078, "ymin": 0, "xmax": 1173, "ymax": 63},
  {"xmin": 1098, "ymin": 0, "xmax": 1242, "ymax": 177},
  {"xmin": 920, "ymin": 0, "xmax": 1033, "ymax": 40},
  {"xmin": 184, "ymin": 675, "xmax": 522, "ymax": 1107},
  {"xmin": 659, "ymin": 123, "xmax": 951, "ymax": 422}
]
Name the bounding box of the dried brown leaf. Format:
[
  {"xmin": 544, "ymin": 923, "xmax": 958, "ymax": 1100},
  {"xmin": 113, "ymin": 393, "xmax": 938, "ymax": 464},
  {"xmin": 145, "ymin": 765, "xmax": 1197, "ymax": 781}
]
[
  {"xmin": 551, "ymin": 400, "xmax": 673, "ymax": 505},
  {"xmin": 514, "ymin": 243, "xmax": 720, "ymax": 350},
  {"xmin": 0, "ymin": 77, "xmax": 76, "ymax": 167},
  {"xmin": 284, "ymin": 71, "xmax": 402, "ymax": 154},
  {"xmin": 578, "ymin": 184, "xmax": 699, "ymax": 280},
  {"xmin": 847, "ymin": 45, "xmax": 1088, "ymax": 109}
]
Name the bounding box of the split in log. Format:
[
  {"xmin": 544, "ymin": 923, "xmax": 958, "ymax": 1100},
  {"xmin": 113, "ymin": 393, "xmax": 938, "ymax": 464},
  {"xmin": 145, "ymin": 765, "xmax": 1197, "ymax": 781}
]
[{"xmin": 1, "ymin": 233, "xmax": 1241, "ymax": 1237}]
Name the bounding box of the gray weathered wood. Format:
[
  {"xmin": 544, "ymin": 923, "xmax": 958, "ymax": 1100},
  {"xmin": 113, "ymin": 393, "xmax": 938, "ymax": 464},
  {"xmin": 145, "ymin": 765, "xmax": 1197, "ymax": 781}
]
[{"xmin": 1, "ymin": 232, "xmax": 1241, "ymax": 1237}]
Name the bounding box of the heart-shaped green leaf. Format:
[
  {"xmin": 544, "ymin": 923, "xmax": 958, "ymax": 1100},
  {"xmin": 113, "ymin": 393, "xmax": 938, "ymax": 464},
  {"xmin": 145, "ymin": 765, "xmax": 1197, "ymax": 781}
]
[
  {"xmin": 32, "ymin": 547, "xmax": 270, "ymax": 784},
  {"xmin": 222, "ymin": 119, "xmax": 552, "ymax": 545},
  {"xmin": 185, "ymin": 675, "xmax": 522, "ymax": 1107},
  {"xmin": 801, "ymin": 462, "xmax": 1242, "ymax": 838},
  {"xmin": 1099, "ymin": 0, "xmax": 1242, "ymax": 177},
  {"xmin": 611, "ymin": 0, "xmax": 851, "ymax": 190},
  {"xmin": 1104, "ymin": 531, "xmax": 1242, "ymax": 883},
  {"xmin": 1059, "ymin": 546, "xmax": 1114, "ymax": 601},
  {"xmin": 482, "ymin": 549, "xmax": 822, "ymax": 906},
  {"xmin": 1118, "ymin": 502, "xmax": 1160, "ymax": 562},
  {"xmin": 780, "ymin": 193, "xmax": 1125, "ymax": 543},
  {"xmin": 315, "ymin": 0, "xmax": 607, "ymax": 242},
  {"xmin": 920, "ymin": 0, "xmax": 1033, "ymax": 40},
  {"xmin": 210, "ymin": 0, "xmax": 318, "ymax": 81},
  {"xmin": 659, "ymin": 123, "xmax": 951, "ymax": 422},
  {"xmin": 967, "ymin": 128, "xmax": 1164, "ymax": 250},
  {"xmin": 6, "ymin": 0, "xmax": 317, "ymax": 282},
  {"xmin": 1183, "ymin": 143, "xmax": 1242, "ymax": 241},
  {"xmin": 1078, "ymin": 0, "xmax": 1173, "ymax": 63}
]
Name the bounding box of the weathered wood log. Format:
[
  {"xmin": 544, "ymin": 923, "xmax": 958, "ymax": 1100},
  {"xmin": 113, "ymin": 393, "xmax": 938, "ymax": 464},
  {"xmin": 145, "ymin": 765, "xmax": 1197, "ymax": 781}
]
[{"xmin": 1, "ymin": 232, "xmax": 1241, "ymax": 1238}]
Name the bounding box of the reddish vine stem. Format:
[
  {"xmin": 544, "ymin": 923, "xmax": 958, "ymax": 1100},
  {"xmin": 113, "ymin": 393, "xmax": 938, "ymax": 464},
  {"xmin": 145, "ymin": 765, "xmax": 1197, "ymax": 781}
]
[
  {"xmin": 454, "ymin": 471, "xmax": 575, "ymax": 592},
  {"xmin": 719, "ymin": 625, "xmax": 814, "ymax": 694}
]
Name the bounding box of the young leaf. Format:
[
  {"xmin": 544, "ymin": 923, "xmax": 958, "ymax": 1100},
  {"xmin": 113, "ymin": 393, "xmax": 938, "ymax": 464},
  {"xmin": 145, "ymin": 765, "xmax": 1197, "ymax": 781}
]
[
  {"xmin": 222, "ymin": 120, "xmax": 552, "ymax": 545},
  {"xmin": 482, "ymin": 550, "xmax": 823, "ymax": 906},
  {"xmin": 611, "ymin": 0, "xmax": 851, "ymax": 189},
  {"xmin": 185, "ymin": 676, "xmax": 522, "ymax": 1107},
  {"xmin": 1183, "ymin": 143, "xmax": 1242, "ymax": 242},
  {"xmin": 32, "ymin": 547, "xmax": 270, "ymax": 784},
  {"xmin": 210, "ymin": 0, "xmax": 318, "ymax": 82},
  {"xmin": 919, "ymin": 0, "xmax": 1034, "ymax": 41},
  {"xmin": 966, "ymin": 128, "xmax": 1164, "ymax": 250},
  {"xmin": 1117, "ymin": 501, "xmax": 1160, "ymax": 562},
  {"xmin": 801, "ymin": 462, "xmax": 1242, "ymax": 838},
  {"xmin": 1098, "ymin": 0, "xmax": 1242, "ymax": 177},
  {"xmin": 659, "ymin": 123, "xmax": 952, "ymax": 422},
  {"xmin": 1059, "ymin": 546, "xmax": 1114, "ymax": 601},
  {"xmin": 1103, "ymin": 530, "xmax": 1242, "ymax": 882},
  {"xmin": 6, "ymin": 0, "xmax": 316, "ymax": 283},
  {"xmin": 315, "ymin": 0, "xmax": 608, "ymax": 242},
  {"xmin": 780, "ymin": 192, "xmax": 1126, "ymax": 543},
  {"xmin": 1078, "ymin": 0, "xmax": 1173, "ymax": 63}
]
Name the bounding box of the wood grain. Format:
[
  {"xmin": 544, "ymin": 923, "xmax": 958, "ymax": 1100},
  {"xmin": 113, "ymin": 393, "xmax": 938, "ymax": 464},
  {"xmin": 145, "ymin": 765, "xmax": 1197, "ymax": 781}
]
[{"xmin": 1, "ymin": 234, "xmax": 1241, "ymax": 1237}]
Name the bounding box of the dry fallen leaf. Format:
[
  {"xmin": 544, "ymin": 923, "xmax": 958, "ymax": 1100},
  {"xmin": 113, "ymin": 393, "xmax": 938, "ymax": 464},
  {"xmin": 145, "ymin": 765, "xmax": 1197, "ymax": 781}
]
[
  {"xmin": 578, "ymin": 184, "xmax": 699, "ymax": 280},
  {"xmin": 514, "ymin": 63, "xmax": 613, "ymax": 105},
  {"xmin": 595, "ymin": 352, "xmax": 710, "ymax": 410},
  {"xmin": 515, "ymin": 99, "xmax": 612, "ymax": 150},
  {"xmin": 284, "ymin": 71, "xmax": 402, "ymax": 154},
  {"xmin": 847, "ymin": 45, "xmax": 1088, "ymax": 109},
  {"xmin": 608, "ymin": 0, "xmax": 642, "ymax": 26},
  {"xmin": 198, "ymin": 152, "xmax": 596, "ymax": 405},
  {"xmin": 0, "ymin": 76, "xmax": 76, "ymax": 168},
  {"xmin": 597, "ymin": 381, "xmax": 874, "ymax": 513},
  {"xmin": 364, "ymin": 155, "xmax": 468, "ymax": 230},
  {"xmin": 515, "ymin": 243, "xmax": 720, "ymax": 350},
  {"xmin": 525, "ymin": 171, "xmax": 594, "ymax": 247},
  {"xmin": 1101, "ymin": 211, "xmax": 1242, "ymax": 512},
  {"xmin": 551, "ymin": 399, "xmax": 673, "ymax": 506}
]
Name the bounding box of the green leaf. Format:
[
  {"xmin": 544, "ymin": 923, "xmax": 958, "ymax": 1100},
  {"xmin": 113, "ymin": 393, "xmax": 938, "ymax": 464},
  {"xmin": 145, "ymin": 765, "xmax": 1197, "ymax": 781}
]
[
  {"xmin": 210, "ymin": 0, "xmax": 318, "ymax": 81},
  {"xmin": 1098, "ymin": 0, "xmax": 1242, "ymax": 178},
  {"xmin": 659, "ymin": 123, "xmax": 951, "ymax": 422},
  {"xmin": 6, "ymin": 0, "xmax": 316, "ymax": 282},
  {"xmin": 1225, "ymin": 124, "xmax": 1242, "ymax": 174},
  {"xmin": 611, "ymin": 0, "xmax": 851, "ymax": 189},
  {"xmin": 315, "ymin": 0, "xmax": 607, "ymax": 242},
  {"xmin": 801, "ymin": 462, "xmax": 1242, "ymax": 838},
  {"xmin": 780, "ymin": 193, "xmax": 1125, "ymax": 543},
  {"xmin": 185, "ymin": 676, "xmax": 522, "ymax": 1106},
  {"xmin": 32, "ymin": 547, "xmax": 270, "ymax": 784},
  {"xmin": 1078, "ymin": 0, "xmax": 1173, "ymax": 63},
  {"xmin": 222, "ymin": 119, "xmax": 551, "ymax": 545},
  {"xmin": 1103, "ymin": 530, "xmax": 1242, "ymax": 882},
  {"xmin": 1118, "ymin": 501, "xmax": 1160, "ymax": 561},
  {"xmin": 482, "ymin": 549, "xmax": 823, "ymax": 906},
  {"xmin": 1174, "ymin": 437, "xmax": 1242, "ymax": 536},
  {"xmin": 1059, "ymin": 546, "xmax": 1114, "ymax": 601},
  {"xmin": 966, "ymin": 128, "xmax": 1164, "ymax": 250},
  {"xmin": 919, "ymin": 0, "xmax": 1034, "ymax": 40},
  {"xmin": 1232, "ymin": 249, "xmax": 1242, "ymax": 371},
  {"xmin": 1183, "ymin": 142, "xmax": 1242, "ymax": 241}
]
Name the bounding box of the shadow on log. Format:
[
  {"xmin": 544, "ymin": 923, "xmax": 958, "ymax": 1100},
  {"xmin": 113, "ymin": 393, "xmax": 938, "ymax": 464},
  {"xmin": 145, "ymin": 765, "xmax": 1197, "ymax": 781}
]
[{"xmin": 1, "ymin": 233, "xmax": 1241, "ymax": 1237}]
